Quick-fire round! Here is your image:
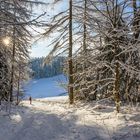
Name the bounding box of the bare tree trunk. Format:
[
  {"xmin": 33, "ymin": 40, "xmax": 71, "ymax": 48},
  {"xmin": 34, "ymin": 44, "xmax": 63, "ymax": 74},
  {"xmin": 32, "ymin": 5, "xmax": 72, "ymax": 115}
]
[
  {"xmin": 83, "ymin": 0, "xmax": 87, "ymax": 54},
  {"xmin": 125, "ymin": 74, "xmax": 130, "ymax": 104},
  {"xmin": 132, "ymin": 0, "xmax": 139, "ymax": 40},
  {"xmin": 114, "ymin": 62, "xmax": 120, "ymax": 113},
  {"xmin": 83, "ymin": 0, "xmax": 88, "ymax": 99},
  {"xmin": 68, "ymin": 0, "xmax": 74, "ymax": 104},
  {"xmin": 132, "ymin": 0, "xmax": 139, "ymax": 100},
  {"xmin": 16, "ymin": 69, "xmax": 21, "ymax": 105},
  {"xmin": 10, "ymin": 20, "xmax": 16, "ymax": 102}
]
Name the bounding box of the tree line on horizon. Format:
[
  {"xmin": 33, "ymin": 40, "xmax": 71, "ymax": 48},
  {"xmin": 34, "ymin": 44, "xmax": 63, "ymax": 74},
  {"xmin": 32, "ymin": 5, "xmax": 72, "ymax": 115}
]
[{"xmin": 30, "ymin": 56, "xmax": 65, "ymax": 79}]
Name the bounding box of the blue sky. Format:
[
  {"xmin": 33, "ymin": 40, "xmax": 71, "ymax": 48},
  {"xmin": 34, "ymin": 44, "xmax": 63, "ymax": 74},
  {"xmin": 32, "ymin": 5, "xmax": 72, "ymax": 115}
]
[{"xmin": 30, "ymin": 0, "xmax": 68, "ymax": 58}]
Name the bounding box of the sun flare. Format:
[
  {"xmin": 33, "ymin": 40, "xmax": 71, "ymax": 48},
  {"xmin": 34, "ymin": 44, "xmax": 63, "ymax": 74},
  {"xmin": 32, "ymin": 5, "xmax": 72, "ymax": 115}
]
[{"xmin": 3, "ymin": 37, "xmax": 10, "ymax": 46}]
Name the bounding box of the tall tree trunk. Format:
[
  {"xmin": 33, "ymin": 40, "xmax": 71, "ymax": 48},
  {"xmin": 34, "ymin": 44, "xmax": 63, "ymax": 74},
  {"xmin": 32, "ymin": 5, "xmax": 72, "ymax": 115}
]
[
  {"xmin": 83, "ymin": 0, "xmax": 88, "ymax": 99},
  {"xmin": 114, "ymin": 62, "xmax": 120, "ymax": 113},
  {"xmin": 93, "ymin": 71, "xmax": 99, "ymax": 100},
  {"xmin": 16, "ymin": 69, "xmax": 21, "ymax": 105},
  {"xmin": 10, "ymin": 20, "xmax": 16, "ymax": 102},
  {"xmin": 68, "ymin": 0, "xmax": 74, "ymax": 104},
  {"xmin": 83, "ymin": 0, "xmax": 87, "ymax": 54},
  {"xmin": 132, "ymin": 0, "xmax": 139, "ymax": 40},
  {"xmin": 132, "ymin": 0, "xmax": 139, "ymax": 99},
  {"xmin": 125, "ymin": 74, "xmax": 130, "ymax": 103}
]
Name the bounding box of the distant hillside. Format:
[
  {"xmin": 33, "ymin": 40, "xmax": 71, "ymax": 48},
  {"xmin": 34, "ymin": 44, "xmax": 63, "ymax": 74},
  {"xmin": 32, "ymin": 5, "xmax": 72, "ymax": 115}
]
[{"xmin": 30, "ymin": 56, "xmax": 65, "ymax": 79}]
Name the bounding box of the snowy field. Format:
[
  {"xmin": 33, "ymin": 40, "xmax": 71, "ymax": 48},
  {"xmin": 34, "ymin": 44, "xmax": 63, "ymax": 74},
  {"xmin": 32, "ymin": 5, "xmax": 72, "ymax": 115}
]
[
  {"xmin": 0, "ymin": 97, "xmax": 140, "ymax": 140},
  {"xmin": 24, "ymin": 74, "xmax": 68, "ymax": 98}
]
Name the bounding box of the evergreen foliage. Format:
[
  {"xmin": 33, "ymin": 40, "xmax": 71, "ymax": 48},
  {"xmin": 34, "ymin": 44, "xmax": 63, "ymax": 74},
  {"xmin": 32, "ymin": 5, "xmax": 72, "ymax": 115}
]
[{"xmin": 30, "ymin": 56, "xmax": 65, "ymax": 79}]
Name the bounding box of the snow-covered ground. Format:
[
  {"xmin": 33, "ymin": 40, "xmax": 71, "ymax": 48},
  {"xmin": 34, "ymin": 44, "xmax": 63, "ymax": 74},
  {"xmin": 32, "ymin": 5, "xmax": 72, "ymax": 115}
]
[
  {"xmin": 24, "ymin": 75, "xmax": 68, "ymax": 98},
  {"xmin": 0, "ymin": 97, "xmax": 140, "ymax": 140}
]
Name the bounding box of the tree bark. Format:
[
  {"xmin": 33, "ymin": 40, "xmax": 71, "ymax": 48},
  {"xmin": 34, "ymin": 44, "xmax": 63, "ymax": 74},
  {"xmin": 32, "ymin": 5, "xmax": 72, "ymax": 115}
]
[
  {"xmin": 68, "ymin": 0, "xmax": 74, "ymax": 104},
  {"xmin": 83, "ymin": 0, "xmax": 87, "ymax": 54},
  {"xmin": 132, "ymin": 0, "xmax": 139, "ymax": 40},
  {"xmin": 10, "ymin": 20, "xmax": 16, "ymax": 102},
  {"xmin": 114, "ymin": 61, "xmax": 120, "ymax": 113},
  {"xmin": 16, "ymin": 69, "xmax": 21, "ymax": 105}
]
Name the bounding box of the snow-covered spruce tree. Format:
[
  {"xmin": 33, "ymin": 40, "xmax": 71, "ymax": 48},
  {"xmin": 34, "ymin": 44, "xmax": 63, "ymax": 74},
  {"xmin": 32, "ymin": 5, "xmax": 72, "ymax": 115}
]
[
  {"xmin": 43, "ymin": 0, "xmax": 98, "ymax": 103},
  {"xmin": 126, "ymin": 0, "xmax": 140, "ymax": 103},
  {"xmin": 0, "ymin": 0, "xmax": 13, "ymax": 102},
  {"xmin": 0, "ymin": 46, "xmax": 10, "ymax": 103},
  {"xmin": 71, "ymin": 0, "xmax": 98, "ymax": 100},
  {"xmin": 5, "ymin": 0, "xmax": 32, "ymax": 102},
  {"xmin": 43, "ymin": 0, "xmax": 75, "ymax": 104},
  {"xmin": 88, "ymin": 0, "xmax": 140, "ymax": 112},
  {"xmin": 68, "ymin": 0, "xmax": 74, "ymax": 104},
  {"xmin": 0, "ymin": 0, "xmax": 45, "ymax": 104},
  {"xmin": 90, "ymin": 0, "xmax": 127, "ymax": 112},
  {"xmin": 71, "ymin": 0, "xmax": 88, "ymax": 100}
]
